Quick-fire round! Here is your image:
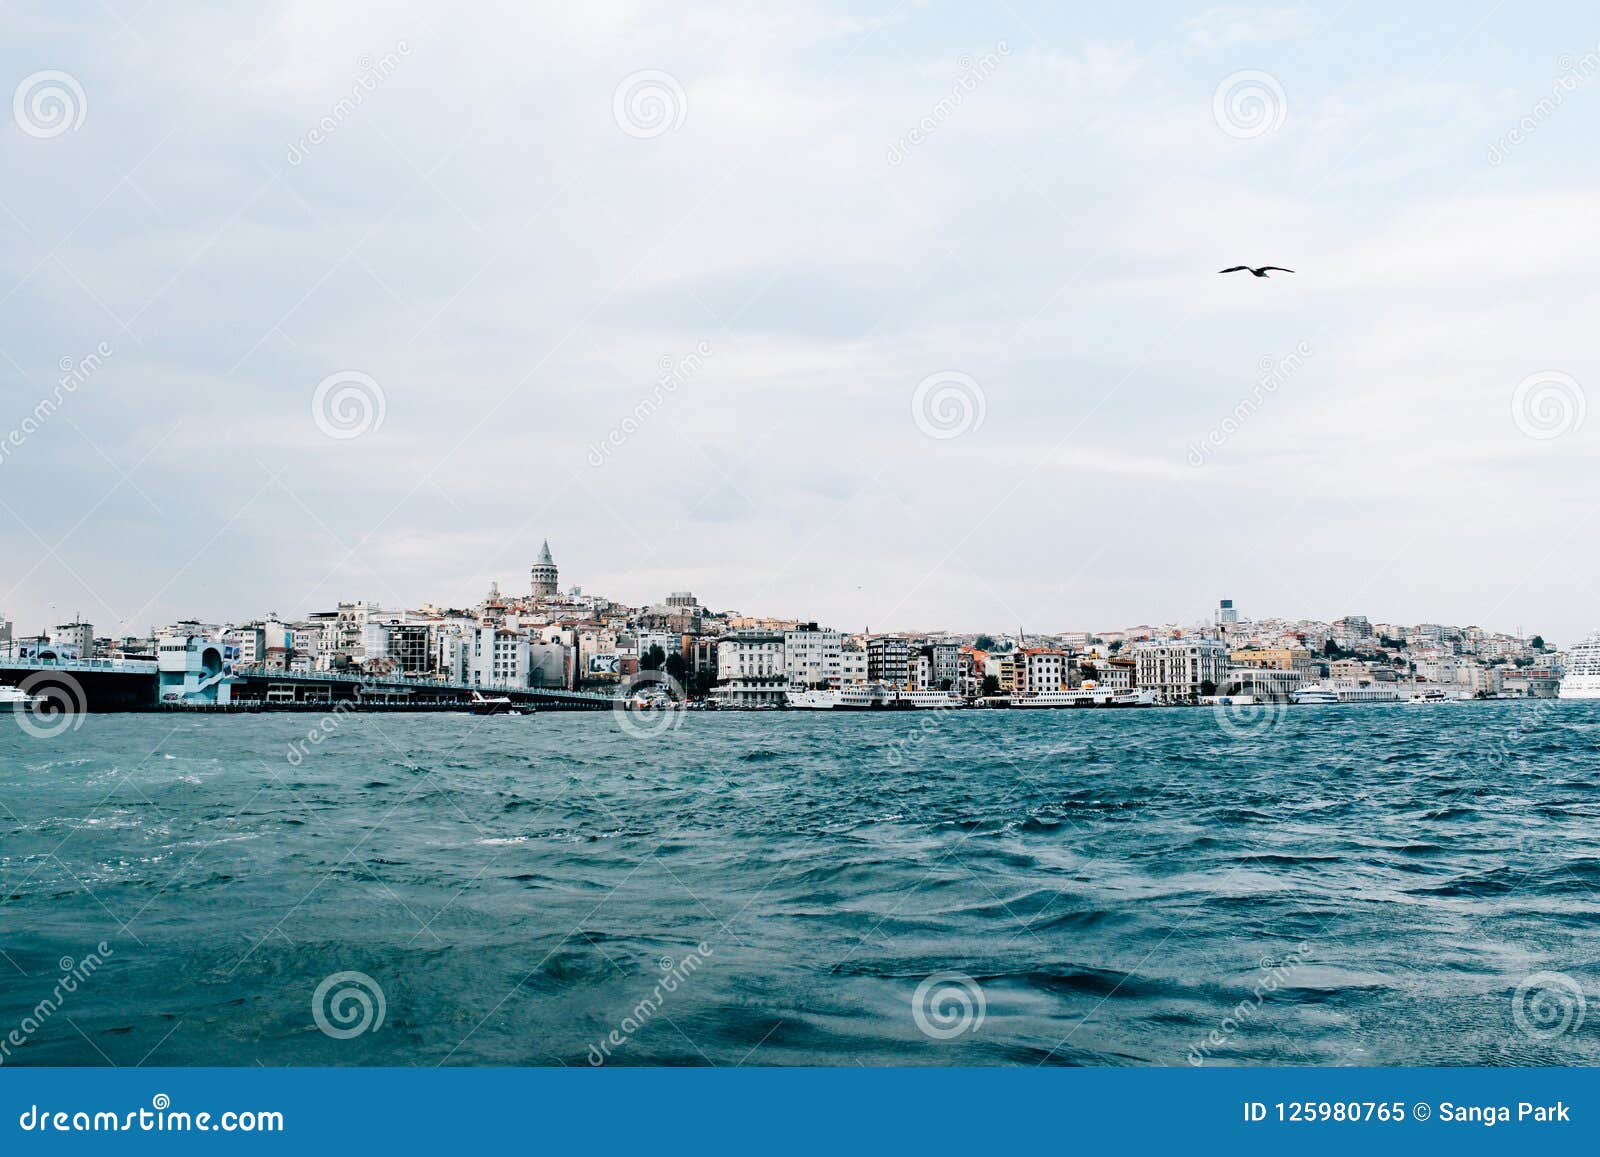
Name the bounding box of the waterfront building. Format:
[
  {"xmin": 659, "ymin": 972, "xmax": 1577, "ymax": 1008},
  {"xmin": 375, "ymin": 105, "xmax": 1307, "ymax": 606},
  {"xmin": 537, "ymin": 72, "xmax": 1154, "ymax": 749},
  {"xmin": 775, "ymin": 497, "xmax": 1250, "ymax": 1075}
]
[
  {"xmin": 784, "ymin": 625, "xmax": 842, "ymax": 689},
  {"xmin": 927, "ymin": 642, "xmax": 960, "ymax": 689},
  {"xmin": 1134, "ymin": 639, "xmax": 1230, "ymax": 703},
  {"xmin": 866, "ymin": 636, "xmax": 912, "ymax": 689},
  {"xmin": 715, "ymin": 631, "xmax": 787, "ymax": 706},
  {"xmin": 530, "ymin": 540, "xmax": 560, "ymax": 600},
  {"xmin": 387, "ymin": 623, "xmax": 433, "ymax": 678},
  {"xmin": 1020, "ymin": 649, "xmax": 1068, "ymax": 694},
  {"xmin": 1224, "ymin": 666, "xmax": 1303, "ymax": 700},
  {"xmin": 1100, "ymin": 656, "xmax": 1136, "ymax": 690},
  {"xmin": 839, "ymin": 644, "xmax": 868, "ymax": 686},
  {"xmin": 1230, "ymin": 646, "xmax": 1321, "ymax": 681},
  {"xmin": 471, "ymin": 626, "xmax": 530, "ymax": 686}
]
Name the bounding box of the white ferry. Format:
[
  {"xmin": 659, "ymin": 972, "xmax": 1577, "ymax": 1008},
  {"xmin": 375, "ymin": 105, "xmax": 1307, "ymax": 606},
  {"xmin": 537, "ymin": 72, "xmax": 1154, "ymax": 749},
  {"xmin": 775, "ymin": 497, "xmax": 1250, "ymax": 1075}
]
[
  {"xmin": 788, "ymin": 684, "xmax": 963, "ymax": 710},
  {"xmin": 1008, "ymin": 683, "xmax": 1156, "ymax": 708},
  {"xmin": 1292, "ymin": 683, "xmax": 1338, "ymax": 704},
  {"xmin": 1560, "ymin": 634, "xmax": 1600, "ymax": 699}
]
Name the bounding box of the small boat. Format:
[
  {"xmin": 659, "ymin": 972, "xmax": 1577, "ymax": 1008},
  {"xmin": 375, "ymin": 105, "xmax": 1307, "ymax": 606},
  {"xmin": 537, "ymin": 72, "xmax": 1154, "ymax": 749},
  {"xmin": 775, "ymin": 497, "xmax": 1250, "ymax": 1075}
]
[
  {"xmin": 468, "ymin": 691, "xmax": 526, "ymax": 716},
  {"xmin": 0, "ymin": 685, "xmax": 43, "ymax": 709},
  {"xmin": 1292, "ymin": 683, "xmax": 1339, "ymax": 705}
]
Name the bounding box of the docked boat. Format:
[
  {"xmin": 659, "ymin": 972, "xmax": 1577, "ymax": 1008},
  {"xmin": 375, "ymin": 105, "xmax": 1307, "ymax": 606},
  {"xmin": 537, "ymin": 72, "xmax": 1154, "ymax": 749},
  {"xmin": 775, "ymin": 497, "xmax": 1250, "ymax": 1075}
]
[
  {"xmin": 1292, "ymin": 683, "xmax": 1339, "ymax": 705},
  {"xmin": 1560, "ymin": 633, "xmax": 1600, "ymax": 699},
  {"xmin": 984, "ymin": 685, "xmax": 1156, "ymax": 708},
  {"xmin": 832, "ymin": 684, "xmax": 963, "ymax": 710}
]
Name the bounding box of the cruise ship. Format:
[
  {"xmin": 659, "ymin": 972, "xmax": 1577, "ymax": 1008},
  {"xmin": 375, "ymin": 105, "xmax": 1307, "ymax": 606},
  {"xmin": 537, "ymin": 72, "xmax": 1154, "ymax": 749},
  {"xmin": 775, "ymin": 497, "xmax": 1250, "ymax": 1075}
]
[{"xmin": 1560, "ymin": 634, "xmax": 1600, "ymax": 699}]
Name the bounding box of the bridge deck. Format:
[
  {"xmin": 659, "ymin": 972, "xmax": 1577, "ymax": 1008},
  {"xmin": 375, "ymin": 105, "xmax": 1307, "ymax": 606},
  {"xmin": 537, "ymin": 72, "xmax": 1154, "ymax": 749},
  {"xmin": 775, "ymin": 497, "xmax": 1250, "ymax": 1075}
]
[{"xmin": 0, "ymin": 657, "xmax": 618, "ymax": 708}]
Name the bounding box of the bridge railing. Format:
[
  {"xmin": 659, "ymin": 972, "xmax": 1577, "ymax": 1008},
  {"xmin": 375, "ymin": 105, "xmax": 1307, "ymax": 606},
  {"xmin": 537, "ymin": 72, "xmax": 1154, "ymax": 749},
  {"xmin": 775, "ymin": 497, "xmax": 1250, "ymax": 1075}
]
[{"xmin": 0, "ymin": 655, "xmax": 159, "ymax": 674}]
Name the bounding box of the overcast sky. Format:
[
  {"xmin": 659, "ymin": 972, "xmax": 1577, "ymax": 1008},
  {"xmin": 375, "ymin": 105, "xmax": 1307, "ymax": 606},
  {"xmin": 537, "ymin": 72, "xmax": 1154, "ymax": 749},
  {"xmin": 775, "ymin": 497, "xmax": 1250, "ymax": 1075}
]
[{"xmin": 2, "ymin": 2, "xmax": 1598, "ymax": 644}]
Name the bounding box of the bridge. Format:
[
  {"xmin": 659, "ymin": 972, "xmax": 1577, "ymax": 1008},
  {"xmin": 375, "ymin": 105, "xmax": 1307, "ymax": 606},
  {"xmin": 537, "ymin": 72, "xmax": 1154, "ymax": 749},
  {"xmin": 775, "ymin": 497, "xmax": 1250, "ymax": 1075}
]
[{"xmin": 0, "ymin": 656, "xmax": 618, "ymax": 712}]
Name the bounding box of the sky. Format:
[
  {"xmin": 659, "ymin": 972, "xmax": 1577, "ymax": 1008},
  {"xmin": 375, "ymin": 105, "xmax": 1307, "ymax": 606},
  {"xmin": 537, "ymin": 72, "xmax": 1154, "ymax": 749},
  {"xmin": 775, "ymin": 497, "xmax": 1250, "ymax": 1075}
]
[{"xmin": 2, "ymin": 1, "xmax": 1599, "ymax": 645}]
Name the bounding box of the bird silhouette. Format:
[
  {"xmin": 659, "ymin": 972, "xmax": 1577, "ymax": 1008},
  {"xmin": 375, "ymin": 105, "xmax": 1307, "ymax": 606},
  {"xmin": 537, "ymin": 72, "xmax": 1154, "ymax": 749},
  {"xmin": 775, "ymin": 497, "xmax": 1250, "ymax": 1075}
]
[{"xmin": 1219, "ymin": 265, "xmax": 1294, "ymax": 278}]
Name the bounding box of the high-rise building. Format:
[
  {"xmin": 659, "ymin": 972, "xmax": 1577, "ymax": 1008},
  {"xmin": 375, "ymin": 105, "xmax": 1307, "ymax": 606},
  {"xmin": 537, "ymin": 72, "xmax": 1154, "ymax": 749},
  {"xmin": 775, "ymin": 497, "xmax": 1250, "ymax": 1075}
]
[
  {"xmin": 530, "ymin": 540, "xmax": 560, "ymax": 599},
  {"xmin": 1217, "ymin": 598, "xmax": 1238, "ymax": 628}
]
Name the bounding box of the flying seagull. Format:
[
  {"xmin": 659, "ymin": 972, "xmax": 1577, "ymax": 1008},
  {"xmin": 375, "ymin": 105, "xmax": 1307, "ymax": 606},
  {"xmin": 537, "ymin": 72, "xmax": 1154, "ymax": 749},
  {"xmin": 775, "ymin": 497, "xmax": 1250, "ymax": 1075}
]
[{"xmin": 1219, "ymin": 265, "xmax": 1294, "ymax": 278}]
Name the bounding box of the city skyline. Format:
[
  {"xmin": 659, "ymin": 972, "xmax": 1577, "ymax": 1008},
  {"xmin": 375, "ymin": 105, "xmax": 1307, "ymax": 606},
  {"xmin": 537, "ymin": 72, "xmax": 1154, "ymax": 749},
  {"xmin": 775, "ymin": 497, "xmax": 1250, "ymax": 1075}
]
[{"xmin": 0, "ymin": 538, "xmax": 1563, "ymax": 654}]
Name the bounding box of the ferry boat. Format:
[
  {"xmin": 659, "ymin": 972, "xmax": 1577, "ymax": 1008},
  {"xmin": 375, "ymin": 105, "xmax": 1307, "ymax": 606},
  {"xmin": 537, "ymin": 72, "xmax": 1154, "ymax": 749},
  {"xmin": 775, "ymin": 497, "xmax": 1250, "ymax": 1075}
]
[
  {"xmin": 1407, "ymin": 686, "xmax": 1451, "ymax": 705},
  {"xmin": 1008, "ymin": 682, "xmax": 1156, "ymax": 708},
  {"xmin": 1560, "ymin": 634, "xmax": 1600, "ymax": 699},
  {"xmin": 796, "ymin": 684, "xmax": 963, "ymax": 710}
]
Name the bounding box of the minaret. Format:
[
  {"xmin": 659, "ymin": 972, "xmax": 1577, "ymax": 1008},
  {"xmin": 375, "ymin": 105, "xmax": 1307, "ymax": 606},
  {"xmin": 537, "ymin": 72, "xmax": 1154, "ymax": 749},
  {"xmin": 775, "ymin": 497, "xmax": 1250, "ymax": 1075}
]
[{"xmin": 530, "ymin": 540, "xmax": 559, "ymax": 599}]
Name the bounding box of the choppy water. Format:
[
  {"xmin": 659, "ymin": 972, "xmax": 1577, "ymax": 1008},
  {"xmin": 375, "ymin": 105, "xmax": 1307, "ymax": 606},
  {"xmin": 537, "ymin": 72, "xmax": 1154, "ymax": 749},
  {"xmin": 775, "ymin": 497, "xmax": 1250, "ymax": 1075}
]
[{"xmin": 3, "ymin": 701, "xmax": 1599, "ymax": 1067}]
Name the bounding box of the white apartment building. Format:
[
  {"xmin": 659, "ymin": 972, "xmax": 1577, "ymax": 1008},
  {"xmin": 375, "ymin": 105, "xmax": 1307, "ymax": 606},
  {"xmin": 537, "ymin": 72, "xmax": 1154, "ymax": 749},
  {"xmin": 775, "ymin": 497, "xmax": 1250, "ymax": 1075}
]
[
  {"xmin": 839, "ymin": 645, "xmax": 868, "ymax": 685},
  {"xmin": 471, "ymin": 626, "xmax": 530, "ymax": 687},
  {"xmin": 715, "ymin": 632, "xmax": 787, "ymax": 706},
  {"xmin": 784, "ymin": 625, "xmax": 842, "ymax": 689},
  {"xmin": 1134, "ymin": 639, "xmax": 1230, "ymax": 703},
  {"xmin": 1021, "ymin": 650, "xmax": 1067, "ymax": 694}
]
